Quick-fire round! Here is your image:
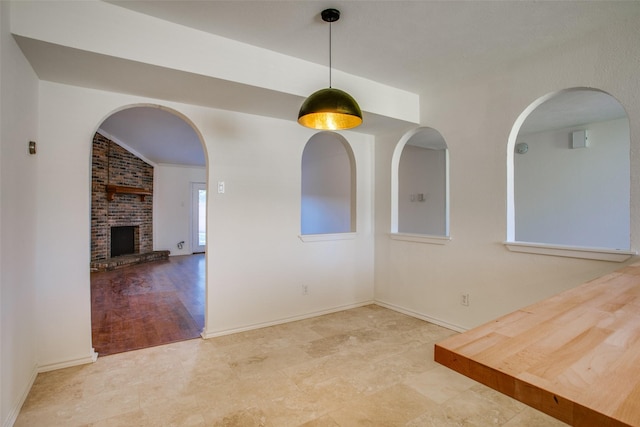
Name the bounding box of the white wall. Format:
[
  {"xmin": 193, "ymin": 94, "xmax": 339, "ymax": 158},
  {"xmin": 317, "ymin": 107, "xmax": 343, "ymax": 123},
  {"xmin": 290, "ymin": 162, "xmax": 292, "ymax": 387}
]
[
  {"xmin": 0, "ymin": 2, "xmax": 39, "ymax": 424},
  {"xmin": 203, "ymin": 112, "xmax": 374, "ymax": 336},
  {"xmin": 515, "ymin": 118, "xmax": 629, "ymax": 249},
  {"xmin": 8, "ymin": 0, "xmax": 639, "ymax": 401},
  {"xmin": 398, "ymin": 145, "xmax": 446, "ymax": 235},
  {"xmin": 34, "ymin": 81, "xmax": 374, "ymax": 367},
  {"xmin": 301, "ymin": 133, "xmax": 353, "ymax": 235},
  {"xmin": 154, "ymin": 164, "xmax": 206, "ymax": 256},
  {"xmin": 375, "ymin": 17, "xmax": 640, "ymax": 331}
]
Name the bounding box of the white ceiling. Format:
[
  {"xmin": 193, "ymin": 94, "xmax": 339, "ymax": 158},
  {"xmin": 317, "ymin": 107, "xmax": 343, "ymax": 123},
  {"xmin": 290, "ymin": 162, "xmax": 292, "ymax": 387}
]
[
  {"xmin": 519, "ymin": 89, "xmax": 628, "ymax": 135},
  {"xmin": 99, "ymin": 107, "xmax": 205, "ymax": 167},
  {"xmin": 20, "ymin": 1, "xmax": 640, "ymax": 166},
  {"xmin": 107, "ymin": 1, "xmax": 640, "ymax": 94}
]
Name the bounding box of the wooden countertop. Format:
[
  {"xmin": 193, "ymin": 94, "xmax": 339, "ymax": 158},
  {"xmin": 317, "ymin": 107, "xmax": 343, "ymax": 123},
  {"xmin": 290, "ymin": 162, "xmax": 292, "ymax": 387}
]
[{"xmin": 435, "ymin": 261, "xmax": 640, "ymax": 427}]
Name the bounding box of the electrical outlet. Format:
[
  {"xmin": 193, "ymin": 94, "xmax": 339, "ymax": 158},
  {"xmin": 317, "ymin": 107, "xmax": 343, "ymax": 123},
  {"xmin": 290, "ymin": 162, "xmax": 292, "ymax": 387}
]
[
  {"xmin": 302, "ymin": 285, "xmax": 309, "ymax": 295},
  {"xmin": 461, "ymin": 293, "xmax": 470, "ymax": 306}
]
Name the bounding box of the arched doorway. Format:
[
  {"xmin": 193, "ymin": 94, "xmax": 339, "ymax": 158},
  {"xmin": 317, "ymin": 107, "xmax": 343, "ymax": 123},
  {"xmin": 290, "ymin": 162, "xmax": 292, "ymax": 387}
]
[{"xmin": 89, "ymin": 105, "xmax": 208, "ymax": 355}]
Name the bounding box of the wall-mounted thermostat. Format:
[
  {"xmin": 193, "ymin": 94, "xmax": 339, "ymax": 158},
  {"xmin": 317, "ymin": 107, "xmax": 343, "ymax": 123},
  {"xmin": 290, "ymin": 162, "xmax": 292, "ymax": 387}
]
[{"xmin": 572, "ymin": 130, "xmax": 588, "ymax": 149}]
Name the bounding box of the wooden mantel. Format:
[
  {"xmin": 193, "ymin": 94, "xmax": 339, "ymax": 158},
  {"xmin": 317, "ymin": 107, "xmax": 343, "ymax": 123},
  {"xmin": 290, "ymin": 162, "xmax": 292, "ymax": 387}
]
[{"xmin": 106, "ymin": 184, "xmax": 152, "ymax": 201}]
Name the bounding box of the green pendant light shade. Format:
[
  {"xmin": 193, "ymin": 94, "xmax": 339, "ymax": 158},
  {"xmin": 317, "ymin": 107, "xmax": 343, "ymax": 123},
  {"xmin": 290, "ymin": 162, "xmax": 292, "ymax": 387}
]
[
  {"xmin": 298, "ymin": 9, "xmax": 363, "ymax": 130},
  {"xmin": 298, "ymin": 87, "xmax": 362, "ymax": 130}
]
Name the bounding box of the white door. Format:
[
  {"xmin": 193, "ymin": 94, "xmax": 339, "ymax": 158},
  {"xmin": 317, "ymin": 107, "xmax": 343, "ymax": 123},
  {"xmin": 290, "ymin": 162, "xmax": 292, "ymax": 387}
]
[{"xmin": 191, "ymin": 183, "xmax": 206, "ymax": 253}]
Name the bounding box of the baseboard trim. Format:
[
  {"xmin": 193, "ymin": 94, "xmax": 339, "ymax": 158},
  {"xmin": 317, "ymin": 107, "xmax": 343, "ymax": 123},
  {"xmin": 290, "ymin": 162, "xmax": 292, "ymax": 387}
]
[
  {"xmin": 3, "ymin": 364, "xmax": 38, "ymax": 427},
  {"xmin": 201, "ymin": 300, "xmax": 375, "ymax": 339},
  {"xmin": 37, "ymin": 348, "xmax": 98, "ymax": 373},
  {"xmin": 374, "ymin": 300, "xmax": 468, "ymax": 333}
]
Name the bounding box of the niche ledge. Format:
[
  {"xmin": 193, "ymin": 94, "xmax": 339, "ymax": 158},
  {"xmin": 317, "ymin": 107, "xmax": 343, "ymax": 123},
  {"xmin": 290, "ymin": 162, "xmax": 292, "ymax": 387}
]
[
  {"xmin": 299, "ymin": 233, "xmax": 357, "ymax": 242},
  {"xmin": 504, "ymin": 241, "xmax": 636, "ymax": 262},
  {"xmin": 390, "ymin": 233, "xmax": 451, "ymax": 245}
]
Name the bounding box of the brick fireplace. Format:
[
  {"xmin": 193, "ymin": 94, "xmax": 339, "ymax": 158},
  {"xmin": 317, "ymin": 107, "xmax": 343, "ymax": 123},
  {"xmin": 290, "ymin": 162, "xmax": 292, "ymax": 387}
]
[{"xmin": 91, "ymin": 132, "xmax": 167, "ymax": 271}]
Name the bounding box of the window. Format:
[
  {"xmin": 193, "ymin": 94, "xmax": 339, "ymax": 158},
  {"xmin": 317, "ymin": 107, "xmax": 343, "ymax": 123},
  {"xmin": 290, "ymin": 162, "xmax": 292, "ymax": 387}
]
[
  {"xmin": 391, "ymin": 127, "xmax": 450, "ymax": 244},
  {"xmin": 506, "ymin": 88, "xmax": 633, "ymax": 261},
  {"xmin": 192, "ymin": 183, "xmax": 206, "ymax": 253},
  {"xmin": 301, "ymin": 132, "xmax": 355, "ymax": 236}
]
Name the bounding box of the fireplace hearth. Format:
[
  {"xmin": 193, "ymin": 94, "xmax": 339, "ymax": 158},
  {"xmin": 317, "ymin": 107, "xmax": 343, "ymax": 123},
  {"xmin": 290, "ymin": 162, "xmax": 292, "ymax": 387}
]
[{"xmin": 90, "ymin": 250, "xmax": 170, "ymax": 272}]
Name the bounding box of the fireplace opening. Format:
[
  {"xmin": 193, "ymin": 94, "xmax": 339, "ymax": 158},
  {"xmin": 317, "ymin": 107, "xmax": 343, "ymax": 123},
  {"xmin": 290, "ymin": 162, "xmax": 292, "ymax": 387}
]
[{"xmin": 111, "ymin": 226, "xmax": 136, "ymax": 257}]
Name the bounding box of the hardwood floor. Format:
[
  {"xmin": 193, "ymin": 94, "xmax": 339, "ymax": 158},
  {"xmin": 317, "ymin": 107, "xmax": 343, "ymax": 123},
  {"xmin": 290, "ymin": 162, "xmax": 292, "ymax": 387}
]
[{"xmin": 91, "ymin": 254, "xmax": 205, "ymax": 356}]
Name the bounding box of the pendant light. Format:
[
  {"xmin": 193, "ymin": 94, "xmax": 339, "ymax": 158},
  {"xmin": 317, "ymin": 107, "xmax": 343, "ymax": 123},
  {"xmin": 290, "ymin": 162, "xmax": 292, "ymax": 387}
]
[{"xmin": 298, "ymin": 8, "xmax": 362, "ymax": 130}]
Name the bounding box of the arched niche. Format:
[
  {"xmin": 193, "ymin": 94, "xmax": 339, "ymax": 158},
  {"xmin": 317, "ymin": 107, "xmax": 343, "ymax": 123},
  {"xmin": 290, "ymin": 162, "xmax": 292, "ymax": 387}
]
[
  {"xmin": 391, "ymin": 127, "xmax": 450, "ymax": 244},
  {"xmin": 300, "ymin": 132, "xmax": 356, "ymax": 236},
  {"xmin": 505, "ymin": 88, "xmax": 634, "ymax": 261}
]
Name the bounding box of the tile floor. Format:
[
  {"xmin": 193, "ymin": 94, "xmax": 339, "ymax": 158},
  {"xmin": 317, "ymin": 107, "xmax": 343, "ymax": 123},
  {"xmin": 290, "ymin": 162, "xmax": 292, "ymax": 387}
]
[{"xmin": 16, "ymin": 305, "xmax": 568, "ymax": 426}]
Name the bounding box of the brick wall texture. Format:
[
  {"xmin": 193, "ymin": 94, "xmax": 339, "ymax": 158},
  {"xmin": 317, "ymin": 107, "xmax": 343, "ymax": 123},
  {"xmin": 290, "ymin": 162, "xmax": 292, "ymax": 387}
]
[{"xmin": 91, "ymin": 133, "xmax": 154, "ymax": 261}]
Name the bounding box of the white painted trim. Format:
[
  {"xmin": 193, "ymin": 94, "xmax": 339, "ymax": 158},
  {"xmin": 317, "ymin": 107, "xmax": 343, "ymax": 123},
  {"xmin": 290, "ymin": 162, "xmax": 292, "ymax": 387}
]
[
  {"xmin": 96, "ymin": 128, "xmax": 158, "ymax": 167},
  {"xmin": 374, "ymin": 300, "xmax": 467, "ymax": 333},
  {"xmin": 37, "ymin": 349, "xmax": 98, "ymax": 373},
  {"xmin": 389, "ymin": 233, "xmax": 451, "ymax": 245},
  {"xmin": 298, "ymin": 232, "xmax": 357, "ymax": 242},
  {"xmin": 3, "ymin": 365, "xmax": 38, "ymax": 427},
  {"xmin": 201, "ymin": 300, "xmax": 374, "ymax": 339},
  {"xmin": 504, "ymin": 241, "xmax": 636, "ymax": 262}
]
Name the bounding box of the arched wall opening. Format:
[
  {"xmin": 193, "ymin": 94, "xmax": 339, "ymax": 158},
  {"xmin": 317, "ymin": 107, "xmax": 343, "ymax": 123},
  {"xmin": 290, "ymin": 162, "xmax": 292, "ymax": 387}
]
[
  {"xmin": 300, "ymin": 132, "xmax": 357, "ymax": 235},
  {"xmin": 89, "ymin": 104, "xmax": 209, "ymax": 355},
  {"xmin": 505, "ymin": 87, "xmax": 633, "ymax": 261},
  {"xmin": 390, "ymin": 127, "xmax": 450, "ymax": 244}
]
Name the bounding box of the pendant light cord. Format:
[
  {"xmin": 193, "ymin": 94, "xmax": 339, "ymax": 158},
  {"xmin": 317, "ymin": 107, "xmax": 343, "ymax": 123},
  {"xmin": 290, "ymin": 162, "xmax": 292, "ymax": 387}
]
[
  {"xmin": 321, "ymin": 8, "xmax": 339, "ymax": 89},
  {"xmin": 329, "ymin": 20, "xmax": 332, "ymax": 88}
]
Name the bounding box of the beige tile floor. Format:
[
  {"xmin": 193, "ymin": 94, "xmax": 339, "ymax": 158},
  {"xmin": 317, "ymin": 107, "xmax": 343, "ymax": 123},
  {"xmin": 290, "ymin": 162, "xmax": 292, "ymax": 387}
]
[{"xmin": 16, "ymin": 305, "xmax": 568, "ymax": 426}]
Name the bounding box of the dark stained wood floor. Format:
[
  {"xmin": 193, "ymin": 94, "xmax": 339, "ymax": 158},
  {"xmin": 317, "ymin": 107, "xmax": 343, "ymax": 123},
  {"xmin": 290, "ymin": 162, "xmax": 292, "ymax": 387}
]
[{"xmin": 91, "ymin": 254, "xmax": 205, "ymax": 356}]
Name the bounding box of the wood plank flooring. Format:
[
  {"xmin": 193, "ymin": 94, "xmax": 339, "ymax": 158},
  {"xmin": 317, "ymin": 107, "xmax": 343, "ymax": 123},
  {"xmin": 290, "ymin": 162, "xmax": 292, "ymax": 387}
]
[
  {"xmin": 435, "ymin": 261, "xmax": 640, "ymax": 427},
  {"xmin": 91, "ymin": 254, "xmax": 205, "ymax": 356}
]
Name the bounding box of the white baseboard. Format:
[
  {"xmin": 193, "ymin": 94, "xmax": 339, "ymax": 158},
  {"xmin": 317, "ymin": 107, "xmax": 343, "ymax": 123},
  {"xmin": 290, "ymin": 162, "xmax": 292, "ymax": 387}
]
[
  {"xmin": 3, "ymin": 364, "xmax": 38, "ymax": 427},
  {"xmin": 374, "ymin": 300, "xmax": 468, "ymax": 333},
  {"xmin": 37, "ymin": 348, "xmax": 98, "ymax": 373},
  {"xmin": 201, "ymin": 300, "xmax": 466, "ymax": 340},
  {"xmin": 201, "ymin": 300, "xmax": 375, "ymax": 339}
]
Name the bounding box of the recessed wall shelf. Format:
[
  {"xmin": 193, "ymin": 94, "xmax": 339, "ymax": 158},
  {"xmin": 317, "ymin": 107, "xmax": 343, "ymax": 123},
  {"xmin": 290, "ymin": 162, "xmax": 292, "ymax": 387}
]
[{"xmin": 106, "ymin": 184, "xmax": 152, "ymax": 201}]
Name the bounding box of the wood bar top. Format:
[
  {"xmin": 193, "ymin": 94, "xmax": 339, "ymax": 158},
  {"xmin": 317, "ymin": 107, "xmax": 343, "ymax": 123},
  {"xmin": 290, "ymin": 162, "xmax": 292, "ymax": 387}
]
[{"xmin": 435, "ymin": 261, "xmax": 640, "ymax": 427}]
